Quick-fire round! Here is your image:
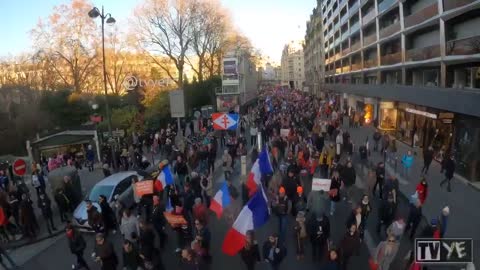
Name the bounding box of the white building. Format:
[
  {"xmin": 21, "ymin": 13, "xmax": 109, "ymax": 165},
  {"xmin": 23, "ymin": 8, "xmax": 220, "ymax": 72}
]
[
  {"xmin": 280, "ymin": 41, "xmax": 305, "ymax": 90},
  {"xmin": 217, "ymin": 50, "xmax": 258, "ymax": 112}
]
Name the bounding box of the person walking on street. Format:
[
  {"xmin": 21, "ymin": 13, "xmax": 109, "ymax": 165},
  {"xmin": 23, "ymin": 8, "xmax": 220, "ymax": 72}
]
[
  {"xmin": 66, "ymin": 224, "xmax": 90, "ymax": 270},
  {"xmin": 151, "ymin": 195, "xmax": 167, "ymax": 249},
  {"xmin": 122, "ymin": 240, "xmax": 142, "ymax": 270},
  {"xmin": 374, "ymin": 162, "xmax": 385, "ymax": 199},
  {"xmin": 120, "ymin": 209, "xmax": 139, "ymax": 243},
  {"xmin": 439, "ymin": 206, "xmax": 450, "ymax": 238},
  {"xmin": 377, "ymin": 194, "xmax": 396, "ymax": 236},
  {"xmin": 240, "ymin": 230, "xmax": 261, "ymax": 270},
  {"xmin": 294, "ymin": 211, "xmax": 307, "ymax": 260},
  {"xmin": 262, "ymin": 233, "xmax": 287, "ymax": 270},
  {"xmin": 272, "ymin": 187, "xmax": 291, "ymax": 244},
  {"xmin": 93, "ymin": 233, "xmax": 118, "ymax": 270},
  {"xmin": 401, "ymin": 151, "xmax": 414, "ymax": 180},
  {"xmin": 405, "ymin": 199, "xmax": 423, "ymax": 240},
  {"xmin": 222, "ymin": 150, "xmax": 233, "ymax": 181},
  {"xmin": 440, "ymin": 155, "xmax": 455, "ymax": 192},
  {"xmin": 99, "ymin": 195, "xmax": 116, "ymax": 235},
  {"xmin": 307, "ymin": 190, "xmax": 329, "ymax": 219},
  {"xmin": 37, "ymin": 192, "xmax": 57, "ymax": 234},
  {"xmin": 329, "ymin": 171, "xmax": 342, "ymax": 216},
  {"xmin": 86, "ymin": 145, "xmax": 95, "ymax": 172},
  {"xmin": 308, "ymin": 212, "xmax": 330, "ymax": 262},
  {"xmin": 415, "ymin": 177, "xmax": 428, "ymax": 206},
  {"xmin": 341, "ymin": 162, "xmax": 356, "ymax": 203},
  {"xmin": 373, "ymin": 130, "xmax": 382, "ymax": 152},
  {"xmin": 318, "ymin": 149, "xmax": 333, "ymax": 179},
  {"xmin": 373, "ymin": 235, "xmax": 399, "ymax": 270},
  {"xmin": 339, "ymin": 224, "xmax": 361, "ymax": 270},
  {"xmin": 421, "ymin": 146, "xmax": 434, "ymax": 175},
  {"xmin": 54, "ymin": 188, "xmax": 70, "ymax": 223},
  {"xmin": 86, "ymin": 200, "xmax": 104, "ymax": 234},
  {"xmin": 324, "ymin": 249, "xmax": 341, "ymax": 270},
  {"xmin": 19, "ymin": 193, "xmax": 38, "ymax": 239}
]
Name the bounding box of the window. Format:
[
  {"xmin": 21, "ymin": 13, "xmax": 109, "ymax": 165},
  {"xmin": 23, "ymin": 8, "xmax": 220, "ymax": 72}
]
[{"xmin": 113, "ymin": 177, "xmax": 134, "ymax": 197}]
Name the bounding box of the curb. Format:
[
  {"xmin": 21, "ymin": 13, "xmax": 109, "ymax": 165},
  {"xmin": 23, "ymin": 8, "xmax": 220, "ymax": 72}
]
[{"xmin": 6, "ymin": 228, "xmax": 64, "ymax": 250}]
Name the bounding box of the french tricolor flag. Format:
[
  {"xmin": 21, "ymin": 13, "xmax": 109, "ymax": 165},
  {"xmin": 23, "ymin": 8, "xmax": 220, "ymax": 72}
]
[
  {"xmin": 221, "ymin": 188, "xmax": 270, "ymax": 256},
  {"xmin": 209, "ymin": 182, "xmax": 231, "ymax": 218},
  {"xmin": 156, "ymin": 166, "xmax": 174, "ymax": 191},
  {"xmin": 246, "ymin": 148, "xmax": 273, "ymax": 197}
]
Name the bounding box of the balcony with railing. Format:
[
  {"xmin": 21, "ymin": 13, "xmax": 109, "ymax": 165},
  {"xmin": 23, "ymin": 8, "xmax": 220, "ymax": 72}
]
[
  {"xmin": 341, "ymin": 31, "xmax": 349, "ymax": 41},
  {"xmin": 443, "ymin": 0, "xmax": 476, "ymax": 11},
  {"xmin": 364, "ymin": 58, "xmax": 378, "ymax": 68},
  {"xmin": 351, "ymin": 63, "xmax": 362, "ymax": 71},
  {"xmin": 405, "ymin": 45, "xmax": 441, "ymax": 61},
  {"xmin": 404, "ymin": 2, "xmax": 438, "ymax": 28},
  {"xmin": 336, "ymin": 67, "xmax": 343, "ymax": 74},
  {"xmin": 362, "ymin": 9, "xmax": 376, "ymax": 25},
  {"xmin": 446, "ymin": 35, "xmax": 480, "ymax": 55},
  {"xmin": 342, "ymin": 47, "xmax": 351, "ymax": 55},
  {"xmin": 379, "ymin": 22, "xmax": 400, "ymax": 39},
  {"xmin": 351, "ymin": 41, "xmax": 361, "ymax": 51},
  {"xmin": 342, "ymin": 65, "xmax": 351, "ymax": 72},
  {"xmin": 381, "ymin": 51, "xmax": 402, "ymax": 65},
  {"xmin": 363, "ymin": 34, "xmax": 377, "ymax": 46},
  {"xmin": 378, "ymin": 0, "xmax": 396, "ymax": 13},
  {"xmin": 349, "ymin": 2, "xmax": 360, "ymax": 14},
  {"xmin": 350, "ymin": 21, "xmax": 361, "ymax": 33}
]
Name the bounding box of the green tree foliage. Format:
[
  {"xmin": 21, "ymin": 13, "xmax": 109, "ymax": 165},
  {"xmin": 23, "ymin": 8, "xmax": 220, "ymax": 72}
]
[
  {"xmin": 144, "ymin": 91, "xmax": 171, "ymax": 132},
  {"xmin": 184, "ymin": 75, "xmax": 220, "ymax": 114},
  {"xmin": 39, "ymin": 90, "xmax": 91, "ymax": 128},
  {"xmin": 98, "ymin": 105, "xmax": 139, "ymax": 134}
]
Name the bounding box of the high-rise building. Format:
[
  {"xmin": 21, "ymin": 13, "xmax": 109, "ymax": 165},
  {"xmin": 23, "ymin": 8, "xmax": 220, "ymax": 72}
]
[
  {"xmin": 310, "ymin": 0, "xmax": 480, "ymax": 182},
  {"xmin": 304, "ymin": 2, "xmax": 325, "ymax": 96},
  {"xmin": 217, "ymin": 50, "xmax": 258, "ymax": 112},
  {"xmin": 280, "ymin": 41, "xmax": 305, "ymax": 90}
]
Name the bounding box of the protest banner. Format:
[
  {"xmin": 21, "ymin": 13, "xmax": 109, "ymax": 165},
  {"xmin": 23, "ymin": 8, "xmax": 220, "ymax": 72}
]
[
  {"xmin": 135, "ymin": 180, "xmax": 154, "ymax": 197},
  {"xmin": 312, "ymin": 178, "xmax": 331, "ymax": 192}
]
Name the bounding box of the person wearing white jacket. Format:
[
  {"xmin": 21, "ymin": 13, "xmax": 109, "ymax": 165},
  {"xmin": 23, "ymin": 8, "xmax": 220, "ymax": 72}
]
[{"xmin": 120, "ymin": 209, "xmax": 139, "ymax": 243}]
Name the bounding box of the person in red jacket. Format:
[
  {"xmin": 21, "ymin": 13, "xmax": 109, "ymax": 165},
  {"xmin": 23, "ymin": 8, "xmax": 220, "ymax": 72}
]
[{"xmin": 415, "ymin": 177, "xmax": 428, "ymax": 205}]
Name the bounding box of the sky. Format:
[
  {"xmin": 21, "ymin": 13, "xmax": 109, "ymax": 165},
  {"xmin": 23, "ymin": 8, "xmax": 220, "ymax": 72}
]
[{"xmin": 0, "ymin": 0, "xmax": 315, "ymax": 64}]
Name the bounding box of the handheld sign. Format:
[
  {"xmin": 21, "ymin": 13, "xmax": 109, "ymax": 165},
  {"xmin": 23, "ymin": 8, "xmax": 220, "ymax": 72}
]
[
  {"xmin": 135, "ymin": 180, "xmax": 154, "ymax": 197},
  {"xmin": 280, "ymin": 129, "xmax": 290, "ymax": 138},
  {"xmin": 164, "ymin": 212, "xmax": 188, "ymax": 228},
  {"xmin": 312, "ymin": 178, "xmax": 331, "ymax": 192}
]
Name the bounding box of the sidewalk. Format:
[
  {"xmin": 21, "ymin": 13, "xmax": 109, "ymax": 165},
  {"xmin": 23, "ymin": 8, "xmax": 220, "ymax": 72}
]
[{"xmin": 346, "ymin": 125, "xmax": 480, "ymax": 266}]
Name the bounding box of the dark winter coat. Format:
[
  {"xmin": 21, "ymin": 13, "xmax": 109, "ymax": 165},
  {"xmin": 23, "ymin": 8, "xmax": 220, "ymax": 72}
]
[
  {"xmin": 339, "ymin": 232, "xmax": 360, "ymax": 258},
  {"xmin": 341, "ymin": 167, "xmax": 356, "ymax": 187},
  {"xmin": 68, "ymin": 232, "xmax": 86, "ymax": 254},
  {"xmin": 99, "ymin": 200, "xmax": 116, "ymax": 230},
  {"xmin": 262, "ymin": 241, "xmax": 286, "ymax": 266},
  {"xmin": 37, "ymin": 196, "xmax": 53, "ymax": 217},
  {"xmin": 94, "ymin": 240, "xmax": 118, "ymax": 270},
  {"xmin": 240, "ymin": 243, "xmax": 261, "ymax": 267}
]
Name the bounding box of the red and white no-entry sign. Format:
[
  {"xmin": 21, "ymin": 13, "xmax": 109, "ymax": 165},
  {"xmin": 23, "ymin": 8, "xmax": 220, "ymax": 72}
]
[{"xmin": 13, "ymin": 159, "xmax": 27, "ymax": 176}]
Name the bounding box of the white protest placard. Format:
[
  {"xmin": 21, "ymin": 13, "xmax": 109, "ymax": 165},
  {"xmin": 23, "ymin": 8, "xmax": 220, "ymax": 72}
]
[
  {"xmin": 312, "ymin": 178, "xmax": 331, "ymax": 192},
  {"xmin": 280, "ymin": 128, "xmax": 290, "ymax": 138}
]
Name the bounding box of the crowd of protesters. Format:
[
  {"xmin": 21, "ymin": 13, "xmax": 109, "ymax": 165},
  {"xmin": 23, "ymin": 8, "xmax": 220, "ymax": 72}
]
[{"xmin": 0, "ymin": 86, "xmax": 461, "ymax": 270}]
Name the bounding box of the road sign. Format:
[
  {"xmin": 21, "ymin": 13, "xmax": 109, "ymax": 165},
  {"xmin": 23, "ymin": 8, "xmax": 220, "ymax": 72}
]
[
  {"xmin": 169, "ymin": 89, "xmax": 185, "ymax": 118},
  {"xmin": 13, "ymin": 159, "xmax": 27, "ymax": 176},
  {"xmin": 212, "ymin": 113, "xmax": 239, "ymax": 130}
]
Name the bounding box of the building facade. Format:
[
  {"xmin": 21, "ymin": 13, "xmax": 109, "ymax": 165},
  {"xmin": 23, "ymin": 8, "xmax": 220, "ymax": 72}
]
[
  {"xmin": 304, "ymin": 2, "xmax": 325, "ymax": 96},
  {"xmin": 217, "ymin": 50, "xmax": 258, "ymax": 112},
  {"xmin": 280, "ymin": 41, "xmax": 306, "ymax": 90},
  {"xmin": 315, "ymin": 0, "xmax": 480, "ymax": 181}
]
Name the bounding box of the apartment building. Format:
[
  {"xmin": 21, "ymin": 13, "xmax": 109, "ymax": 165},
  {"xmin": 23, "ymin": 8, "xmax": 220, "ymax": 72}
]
[
  {"xmin": 217, "ymin": 50, "xmax": 258, "ymax": 112},
  {"xmin": 315, "ymin": 0, "xmax": 480, "ymax": 182},
  {"xmin": 280, "ymin": 41, "xmax": 306, "ymax": 90},
  {"xmin": 304, "ymin": 3, "xmax": 325, "ymax": 96}
]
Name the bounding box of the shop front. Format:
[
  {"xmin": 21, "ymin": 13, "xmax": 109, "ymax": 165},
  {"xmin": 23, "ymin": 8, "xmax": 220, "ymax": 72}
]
[
  {"xmin": 396, "ymin": 103, "xmax": 454, "ymax": 162},
  {"xmin": 453, "ymin": 115, "xmax": 480, "ymax": 182},
  {"xmin": 378, "ymin": 101, "xmax": 397, "ymax": 131}
]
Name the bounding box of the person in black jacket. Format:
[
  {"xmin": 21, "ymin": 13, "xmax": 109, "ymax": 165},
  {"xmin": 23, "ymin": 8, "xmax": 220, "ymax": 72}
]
[
  {"xmin": 54, "ymin": 188, "xmax": 70, "ymax": 223},
  {"xmin": 373, "ymin": 162, "xmax": 385, "ymax": 199},
  {"xmin": 341, "ymin": 162, "xmax": 356, "ymax": 203},
  {"xmin": 151, "ymin": 196, "xmax": 167, "ymax": 249},
  {"xmin": 262, "ymin": 233, "xmax": 286, "ymax": 270},
  {"xmin": 339, "ymin": 224, "xmax": 361, "ymax": 270},
  {"xmin": 240, "ymin": 230, "xmax": 261, "ymax": 270},
  {"xmin": 66, "ymin": 224, "xmax": 89, "ymax": 270},
  {"xmin": 174, "ymin": 156, "xmax": 189, "ymax": 191},
  {"xmin": 421, "ymin": 146, "xmax": 434, "ymax": 175},
  {"xmin": 376, "ymin": 195, "xmax": 396, "ymax": 236},
  {"xmin": 122, "ymin": 240, "xmax": 141, "ymax": 270},
  {"xmin": 94, "ymin": 233, "xmax": 118, "ymax": 270},
  {"xmin": 99, "ymin": 195, "xmax": 116, "ymax": 235},
  {"xmin": 440, "ymin": 155, "xmax": 455, "ymax": 192},
  {"xmin": 38, "ymin": 192, "xmax": 57, "ymax": 234},
  {"xmin": 405, "ymin": 200, "xmax": 423, "ymax": 239},
  {"xmin": 308, "ymin": 212, "xmax": 330, "ymax": 262}
]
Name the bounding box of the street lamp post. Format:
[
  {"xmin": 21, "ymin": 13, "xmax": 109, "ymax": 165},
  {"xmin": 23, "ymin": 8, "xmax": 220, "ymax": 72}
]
[{"xmin": 89, "ymin": 6, "xmax": 118, "ymax": 170}]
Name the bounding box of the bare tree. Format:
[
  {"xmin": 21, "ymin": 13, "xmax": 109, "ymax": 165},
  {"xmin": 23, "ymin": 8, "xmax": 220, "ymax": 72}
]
[
  {"xmin": 30, "ymin": 0, "xmax": 101, "ymax": 93},
  {"xmin": 134, "ymin": 0, "xmax": 197, "ymax": 88},
  {"xmin": 187, "ymin": 0, "xmax": 229, "ymax": 82}
]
